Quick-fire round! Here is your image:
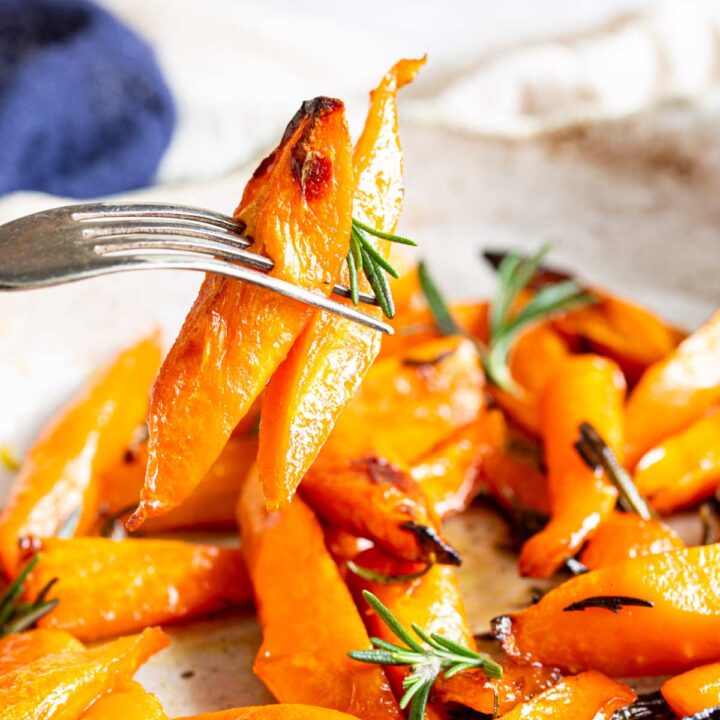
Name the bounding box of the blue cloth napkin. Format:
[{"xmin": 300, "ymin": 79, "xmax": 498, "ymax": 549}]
[{"xmin": 0, "ymin": 0, "xmax": 175, "ymax": 198}]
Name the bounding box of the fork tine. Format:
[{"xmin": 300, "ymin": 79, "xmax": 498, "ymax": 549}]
[
  {"xmin": 106, "ymin": 250, "xmax": 393, "ymax": 334},
  {"xmin": 70, "ymin": 202, "xmax": 246, "ymax": 236}
]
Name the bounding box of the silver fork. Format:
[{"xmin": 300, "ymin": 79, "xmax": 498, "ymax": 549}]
[{"xmin": 0, "ymin": 202, "xmax": 392, "ymax": 334}]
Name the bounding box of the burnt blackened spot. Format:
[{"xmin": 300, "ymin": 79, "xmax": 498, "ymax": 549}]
[
  {"xmin": 402, "ymin": 350, "xmax": 454, "ymax": 369},
  {"xmin": 292, "ymin": 150, "xmax": 332, "ymax": 201},
  {"xmin": 401, "ymin": 520, "xmax": 462, "ymax": 566},
  {"xmin": 563, "ymin": 595, "xmax": 654, "ymax": 614},
  {"xmin": 360, "ymin": 456, "xmax": 411, "ymax": 489}
]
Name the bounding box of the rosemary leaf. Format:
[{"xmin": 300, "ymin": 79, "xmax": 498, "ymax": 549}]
[
  {"xmin": 417, "ymin": 261, "xmax": 461, "ymax": 336},
  {"xmin": 347, "ymin": 560, "xmax": 433, "ymax": 584},
  {"xmin": 353, "ymin": 219, "xmax": 418, "ymax": 246}
]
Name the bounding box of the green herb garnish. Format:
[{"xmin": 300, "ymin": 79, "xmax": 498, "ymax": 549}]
[
  {"xmin": 346, "ymin": 560, "xmax": 434, "ymax": 585},
  {"xmin": 418, "ymin": 246, "xmax": 595, "ymax": 394},
  {"xmin": 574, "ymin": 422, "xmax": 656, "ymax": 520},
  {"xmin": 347, "ymin": 219, "xmax": 417, "ymax": 319},
  {"xmin": 349, "ymin": 590, "xmax": 503, "ymax": 720},
  {"xmin": 0, "ymin": 555, "xmax": 58, "ymax": 637}
]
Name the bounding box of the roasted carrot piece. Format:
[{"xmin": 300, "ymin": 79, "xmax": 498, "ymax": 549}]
[
  {"xmin": 317, "ymin": 336, "xmax": 484, "ymax": 469},
  {"xmin": 129, "ymin": 97, "xmax": 354, "ymax": 528},
  {"xmin": 0, "ymin": 626, "xmax": 168, "ymax": 720},
  {"xmin": 348, "ymin": 549, "xmax": 477, "ymax": 719},
  {"xmin": 80, "ymin": 681, "xmax": 168, "ymax": 719},
  {"xmin": 662, "ymin": 661, "xmax": 720, "ymax": 715},
  {"xmin": 497, "ymin": 671, "xmax": 635, "ymax": 719},
  {"xmin": 579, "ymin": 511, "xmax": 684, "ymax": 570},
  {"xmin": 625, "ymin": 309, "xmax": 720, "ymax": 468},
  {"xmin": 256, "ymin": 58, "xmax": 424, "ymax": 509},
  {"xmin": 0, "ymin": 335, "xmax": 161, "ymax": 575},
  {"xmin": 434, "ymin": 661, "xmax": 563, "ymax": 716},
  {"xmin": 634, "ymin": 409, "xmax": 720, "ymax": 512},
  {"xmin": 0, "ymin": 628, "xmax": 83, "ymax": 674},
  {"xmin": 100, "ymin": 435, "xmax": 257, "ymax": 533},
  {"xmin": 495, "ymin": 544, "xmax": 720, "ymax": 676},
  {"xmin": 238, "ymin": 470, "xmax": 402, "ymax": 719},
  {"xmin": 178, "ymin": 706, "xmax": 363, "ymax": 720},
  {"xmin": 23, "ymin": 537, "xmax": 251, "ymax": 642},
  {"xmin": 554, "ymin": 290, "xmax": 685, "ymax": 384},
  {"xmin": 519, "ymin": 355, "xmax": 625, "ymax": 578},
  {"xmin": 301, "ymin": 456, "xmax": 459, "ymax": 565},
  {"xmin": 409, "ymin": 410, "xmax": 504, "ymax": 518}
]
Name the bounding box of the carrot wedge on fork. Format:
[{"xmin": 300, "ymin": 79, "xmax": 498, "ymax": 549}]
[
  {"xmin": 0, "ymin": 334, "xmax": 161, "ymax": 576},
  {"xmin": 129, "ymin": 97, "xmax": 354, "ymax": 527},
  {"xmin": 256, "ymin": 58, "xmax": 425, "ymax": 510},
  {"xmin": 238, "ymin": 468, "xmax": 402, "ymax": 719}
]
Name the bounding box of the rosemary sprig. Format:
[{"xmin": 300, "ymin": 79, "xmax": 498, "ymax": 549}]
[
  {"xmin": 417, "ymin": 247, "xmax": 595, "ymax": 394},
  {"xmin": 0, "ymin": 555, "xmax": 58, "ymax": 637},
  {"xmin": 347, "ymin": 218, "xmax": 418, "ymax": 319},
  {"xmin": 349, "ymin": 590, "xmax": 503, "ymax": 720},
  {"xmin": 347, "ymin": 560, "xmax": 434, "ymax": 585},
  {"xmin": 574, "ymin": 422, "xmax": 656, "ymax": 520}
]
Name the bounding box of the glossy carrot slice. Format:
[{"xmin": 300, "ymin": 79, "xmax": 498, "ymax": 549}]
[
  {"xmin": 0, "ymin": 628, "xmax": 83, "ymax": 674},
  {"xmin": 317, "ymin": 336, "xmax": 484, "ymax": 469},
  {"xmin": 301, "ymin": 456, "xmax": 458, "ymax": 565},
  {"xmin": 495, "ymin": 544, "xmax": 720, "ymax": 676},
  {"xmin": 80, "ymin": 681, "xmax": 168, "ymax": 719},
  {"xmin": 23, "ymin": 537, "xmax": 251, "ymax": 642},
  {"xmin": 0, "ymin": 626, "xmax": 168, "ymax": 720},
  {"xmin": 100, "ymin": 435, "xmax": 257, "ymax": 533},
  {"xmin": 409, "ymin": 410, "xmax": 504, "ymax": 518},
  {"xmin": 625, "ymin": 309, "xmax": 720, "ymax": 468},
  {"xmin": 634, "ymin": 409, "xmax": 720, "ymax": 512},
  {"xmin": 0, "ymin": 335, "xmax": 161, "ymax": 576},
  {"xmin": 497, "ymin": 671, "xmax": 635, "ymax": 719},
  {"xmin": 130, "ymin": 97, "xmax": 354, "ymax": 527},
  {"xmin": 179, "ymin": 706, "xmax": 363, "ymax": 720},
  {"xmin": 579, "ymin": 511, "xmax": 684, "ymax": 570},
  {"xmin": 662, "ymin": 661, "xmax": 720, "ymax": 715},
  {"xmin": 554, "ymin": 289, "xmax": 684, "ymax": 384},
  {"xmin": 238, "ymin": 469, "xmax": 401, "ymax": 719},
  {"xmin": 434, "ymin": 661, "xmax": 563, "ymax": 716},
  {"xmin": 257, "ymin": 58, "xmax": 424, "ymax": 509},
  {"xmin": 348, "ymin": 548, "xmax": 474, "ymax": 718},
  {"xmin": 519, "ymin": 355, "xmax": 625, "ymax": 578}
]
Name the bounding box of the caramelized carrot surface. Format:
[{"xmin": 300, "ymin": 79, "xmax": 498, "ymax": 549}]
[
  {"xmin": 497, "ymin": 671, "xmax": 635, "ymax": 719},
  {"xmin": 238, "ymin": 470, "xmax": 401, "ymax": 718},
  {"xmin": 579, "ymin": 511, "xmax": 683, "ymax": 570},
  {"xmin": 179, "ymin": 706, "xmax": 364, "ymax": 720},
  {"xmin": 0, "ymin": 628, "xmax": 83, "ymax": 674},
  {"xmin": 662, "ymin": 661, "xmax": 720, "ymax": 715},
  {"xmin": 80, "ymin": 681, "xmax": 168, "ymax": 719},
  {"xmin": 257, "ymin": 58, "xmax": 425, "ymax": 510},
  {"xmin": 130, "ymin": 97, "xmax": 354, "ymax": 528},
  {"xmin": 554, "ymin": 290, "xmax": 684, "ymax": 384},
  {"xmin": 0, "ymin": 626, "xmax": 168, "ymax": 720},
  {"xmin": 634, "ymin": 409, "xmax": 720, "ymax": 512},
  {"xmin": 625, "ymin": 309, "xmax": 720, "ymax": 468},
  {"xmin": 519, "ymin": 355, "xmax": 625, "ymax": 578},
  {"xmin": 302, "ymin": 457, "xmax": 457, "ymax": 565},
  {"xmin": 101, "ymin": 435, "xmax": 257, "ymax": 533},
  {"xmin": 497, "ymin": 544, "xmax": 720, "ymax": 676},
  {"xmin": 318, "ymin": 336, "xmax": 484, "ymax": 468},
  {"xmin": 24, "ymin": 537, "xmax": 251, "ymax": 641},
  {"xmin": 410, "ymin": 411, "xmax": 504, "ymax": 518},
  {"xmin": 0, "ymin": 335, "xmax": 161, "ymax": 575}
]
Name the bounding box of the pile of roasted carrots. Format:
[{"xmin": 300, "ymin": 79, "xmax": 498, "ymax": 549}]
[{"xmin": 1, "ymin": 56, "xmax": 720, "ymax": 720}]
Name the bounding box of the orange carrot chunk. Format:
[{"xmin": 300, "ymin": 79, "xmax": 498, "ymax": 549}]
[
  {"xmin": 238, "ymin": 470, "xmax": 401, "ymax": 719},
  {"xmin": 519, "ymin": 355, "xmax": 625, "ymax": 578},
  {"xmin": 625, "ymin": 309, "xmax": 720, "ymax": 468},
  {"xmin": 0, "ymin": 335, "xmax": 161, "ymax": 575},
  {"xmin": 662, "ymin": 661, "xmax": 720, "ymax": 716},
  {"xmin": 0, "ymin": 626, "xmax": 168, "ymax": 720},
  {"xmin": 80, "ymin": 681, "xmax": 168, "ymax": 719},
  {"xmin": 130, "ymin": 96, "xmax": 354, "ymax": 527},
  {"xmin": 178, "ymin": 706, "xmax": 364, "ymax": 720},
  {"xmin": 257, "ymin": 58, "xmax": 425, "ymax": 510},
  {"xmin": 0, "ymin": 628, "xmax": 83, "ymax": 674},
  {"xmin": 495, "ymin": 544, "xmax": 720, "ymax": 677},
  {"xmin": 23, "ymin": 537, "xmax": 251, "ymax": 642}
]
